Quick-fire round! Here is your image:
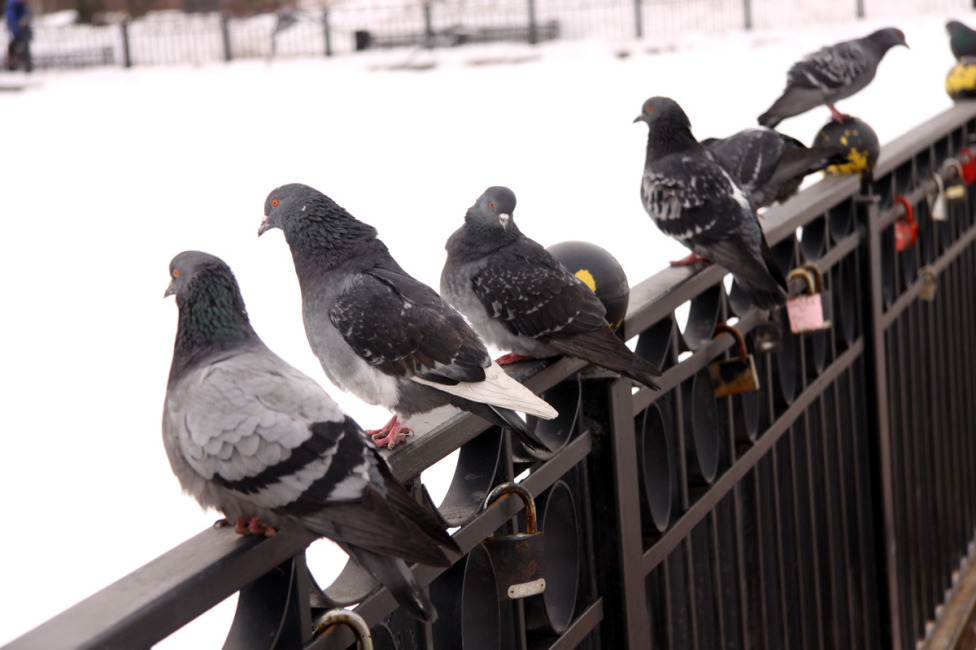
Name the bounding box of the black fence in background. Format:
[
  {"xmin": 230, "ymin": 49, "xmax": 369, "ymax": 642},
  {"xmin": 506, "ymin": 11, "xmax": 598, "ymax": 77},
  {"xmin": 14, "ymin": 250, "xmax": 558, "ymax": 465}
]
[
  {"xmin": 0, "ymin": 0, "xmax": 968, "ymax": 70},
  {"xmin": 6, "ymin": 100, "xmax": 976, "ymax": 650}
]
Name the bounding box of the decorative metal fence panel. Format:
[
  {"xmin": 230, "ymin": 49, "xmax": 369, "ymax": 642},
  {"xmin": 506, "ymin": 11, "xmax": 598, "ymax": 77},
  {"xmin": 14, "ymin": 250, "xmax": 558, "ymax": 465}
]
[
  {"xmin": 2, "ymin": 0, "xmax": 968, "ymax": 70},
  {"xmin": 6, "ymin": 102, "xmax": 976, "ymax": 650}
]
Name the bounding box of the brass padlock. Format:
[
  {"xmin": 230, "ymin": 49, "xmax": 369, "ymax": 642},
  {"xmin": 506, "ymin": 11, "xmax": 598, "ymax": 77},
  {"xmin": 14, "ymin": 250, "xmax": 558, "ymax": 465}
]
[
  {"xmin": 482, "ymin": 482, "xmax": 547, "ymax": 601},
  {"xmin": 785, "ymin": 265, "xmax": 832, "ymax": 334},
  {"xmin": 943, "ymin": 159, "xmax": 967, "ymax": 204},
  {"xmin": 920, "ymin": 265, "xmax": 938, "ymax": 302},
  {"xmin": 708, "ymin": 323, "xmax": 760, "ymax": 397}
]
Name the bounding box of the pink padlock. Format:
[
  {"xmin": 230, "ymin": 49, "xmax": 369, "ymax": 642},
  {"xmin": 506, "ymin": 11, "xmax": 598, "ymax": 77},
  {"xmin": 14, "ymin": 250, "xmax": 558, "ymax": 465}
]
[{"xmin": 786, "ymin": 266, "xmax": 832, "ymax": 334}]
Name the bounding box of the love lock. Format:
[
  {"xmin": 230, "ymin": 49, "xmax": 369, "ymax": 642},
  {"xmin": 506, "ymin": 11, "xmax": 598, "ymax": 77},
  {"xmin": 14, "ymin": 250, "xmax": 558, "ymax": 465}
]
[
  {"xmin": 786, "ymin": 265, "xmax": 832, "ymax": 334},
  {"xmin": 929, "ymin": 172, "xmax": 948, "ymax": 222},
  {"xmin": 312, "ymin": 609, "xmax": 373, "ymax": 649},
  {"xmin": 943, "ymin": 159, "xmax": 968, "ymax": 204},
  {"xmin": 708, "ymin": 323, "xmax": 760, "ymax": 397},
  {"xmin": 919, "ymin": 265, "xmax": 938, "ymax": 302},
  {"xmin": 958, "ymin": 146, "xmax": 976, "ymax": 185},
  {"xmin": 894, "ymin": 195, "xmax": 918, "ymax": 252},
  {"xmin": 482, "ymin": 482, "xmax": 546, "ymax": 601},
  {"xmin": 751, "ymin": 319, "xmax": 783, "ymax": 354}
]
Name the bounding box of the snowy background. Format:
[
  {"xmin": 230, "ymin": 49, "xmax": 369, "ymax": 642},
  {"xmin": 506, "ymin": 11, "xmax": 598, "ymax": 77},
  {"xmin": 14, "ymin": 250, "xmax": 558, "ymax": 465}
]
[{"xmin": 0, "ymin": 6, "xmax": 969, "ymax": 647}]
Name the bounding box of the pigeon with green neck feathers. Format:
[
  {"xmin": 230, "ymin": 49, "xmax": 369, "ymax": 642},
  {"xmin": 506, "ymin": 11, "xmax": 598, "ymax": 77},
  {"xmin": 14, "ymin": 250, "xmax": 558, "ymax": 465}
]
[{"xmin": 163, "ymin": 250, "xmax": 459, "ymax": 622}]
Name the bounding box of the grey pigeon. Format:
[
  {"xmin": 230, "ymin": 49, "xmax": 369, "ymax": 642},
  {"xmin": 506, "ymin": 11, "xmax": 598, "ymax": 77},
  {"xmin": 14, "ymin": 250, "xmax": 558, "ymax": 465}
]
[
  {"xmin": 259, "ymin": 183, "xmax": 557, "ymax": 452},
  {"xmin": 758, "ymin": 27, "xmax": 907, "ymax": 128},
  {"xmin": 441, "ymin": 186, "xmax": 661, "ymax": 390},
  {"xmin": 162, "ymin": 250, "xmax": 460, "ymax": 622},
  {"xmin": 702, "ymin": 127, "xmax": 846, "ymax": 208},
  {"xmin": 947, "ymin": 20, "xmax": 976, "ymax": 60},
  {"xmin": 635, "ymin": 96, "xmax": 788, "ymax": 310}
]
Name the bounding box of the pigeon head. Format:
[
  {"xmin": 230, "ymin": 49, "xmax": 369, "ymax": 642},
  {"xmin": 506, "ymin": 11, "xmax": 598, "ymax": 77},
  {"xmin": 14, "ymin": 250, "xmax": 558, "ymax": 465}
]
[
  {"xmin": 466, "ymin": 186, "xmax": 520, "ymax": 237},
  {"xmin": 868, "ymin": 27, "xmax": 908, "ymax": 52},
  {"xmin": 634, "ymin": 96, "xmax": 700, "ymax": 158},
  {"xmin": 260, "ymin": 183, "xmax": 379, "ymax": 275},
  {"xmin": 165, "ymin": 251, "xmax": 256, "ymax": 382}
]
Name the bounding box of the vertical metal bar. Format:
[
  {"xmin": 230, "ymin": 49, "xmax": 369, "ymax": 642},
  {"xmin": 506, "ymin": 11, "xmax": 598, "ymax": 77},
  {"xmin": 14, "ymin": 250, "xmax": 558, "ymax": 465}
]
[
  {"xmin": 772, "ymin": 438, "xmax": 803, "ymax": 648},
  {"xmin": 633, "ymin": 0, "xmax": 643, "ymax": 39},
  {"xmin": 743, "ymin": 0, "xmax": 752, "ymax": 30},
  {"xmin": 322, "ymin": 8, "xmax": 332, "ymax": 57},
  {"xmin": 220, "ymin": 14, "xmax": 231, "ymax": 62},
  {"xmin": 861, "ymin": 192, "xmax": 904, "ymax": 650},
  {"xmin": 526, "ymin": 0, "xmax": 538, "ymax": 45},
  {"xmin": 120, "ymin": 19, "xmax": 132, "ymax": 68}
]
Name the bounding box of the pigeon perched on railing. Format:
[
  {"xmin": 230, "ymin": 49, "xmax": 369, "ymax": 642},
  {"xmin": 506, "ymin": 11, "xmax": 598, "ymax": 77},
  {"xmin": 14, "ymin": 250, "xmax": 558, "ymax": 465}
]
[
  {"xmin": 259, "ymin": 183, "xmax": 557, "ymax": 452},
  {"xmin": 702, "ymin": 127, "xmax": 847, "ymax": 208},
  {"xmin": 635, "ymin": 96, "xmax": 788, "ymax": 310},
  {"xmin": 441, "ymin": 186, "xmax": 661, "ymax": 389},
  {"xmin": 162, "ymin": 250, "xmax": 460, "ymax": 622},
  {"xmin": 947, "ymin": 20, "xmax": 976, "ymax": 60},
  {"xmin": 758, "ymin": 27, "xmax": 907, "ymax": 128}
]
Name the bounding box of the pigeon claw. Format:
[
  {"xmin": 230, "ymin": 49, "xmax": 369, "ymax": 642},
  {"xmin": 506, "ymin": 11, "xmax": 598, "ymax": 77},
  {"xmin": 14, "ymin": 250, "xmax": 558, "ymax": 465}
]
[
  {"xmin": 828, "ymin": 104, "xmax": 852, "ymax": 123},
  {"xmin": 669, "ymin": 253, "xmax": 711, "ymax": 267},
  {"xmin": 231, "ymin": 517, "xmax": 277, "ymax": 536},
  {"xmin": 368, "ymin": 415, "xmax": 413, "ymax": 449},
  {"xmin": 495, "ymin": 353, "xmax": 535, "ymax": 365}
]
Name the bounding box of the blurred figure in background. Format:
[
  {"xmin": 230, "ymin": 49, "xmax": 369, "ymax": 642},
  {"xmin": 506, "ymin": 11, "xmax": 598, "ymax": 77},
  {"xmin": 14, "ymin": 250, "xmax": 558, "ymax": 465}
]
[{"xmin": 5, "ymin": 0, "xmax": 32, "ymax": 72}]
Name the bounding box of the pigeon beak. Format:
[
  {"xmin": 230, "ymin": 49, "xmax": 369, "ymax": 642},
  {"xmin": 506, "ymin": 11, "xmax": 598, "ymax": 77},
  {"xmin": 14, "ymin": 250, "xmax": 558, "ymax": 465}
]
[
  {"xmin": 258, "ymin": 215, "xmax": 271, "ymax": 236},
  {"xmin": 633, "ymin": 115, "xmax": 642, "ymax": 123},
  {"xmin": 164, "ymin": 283, "xmax": 176, "ymax": 298},
  {"xmin": 499, "ymin": 213, "xmax": 510, "ymax": 230}
]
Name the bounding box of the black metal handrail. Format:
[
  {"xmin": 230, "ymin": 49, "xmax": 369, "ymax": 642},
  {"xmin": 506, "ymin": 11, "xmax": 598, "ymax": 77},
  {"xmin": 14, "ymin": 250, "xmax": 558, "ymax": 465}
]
[{"xmin": 7, "ymin": 101, "xmax": 976, "ymax": 650}]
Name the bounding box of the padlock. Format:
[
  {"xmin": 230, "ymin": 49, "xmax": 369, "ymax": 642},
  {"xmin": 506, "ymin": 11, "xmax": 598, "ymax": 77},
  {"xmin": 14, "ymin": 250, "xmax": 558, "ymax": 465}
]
[
  {"xmin": 929, "ymin": 171, "xmax": 948, "ymax": 221},
  {"xmin": 959, "ymin": 146, "xmax": 976, "ymax": 185},
  {"xmin": 919, "ymin": 265, "xmax": 938, "ymax": 302},
  {"xmin": 785, "ymin": 265, "xmax": 832, "ymax": 334},
  {"xmin": 708, "ymin": 323, "xmax": 760, "ymax": 397},
  {"xmin": 482, "ymin": 482, "xmax": 547, "ymax": 601},
  {"xmin": 894, "ymin": 194, "xmax": 918, "ymax": 252},
  {"xmin": 942, "ymin": 159, "xmax": 967, "ymax": 203},
  {"xmin": 312, "ymin": 609, "xmax": 374, "ymax": 648}
]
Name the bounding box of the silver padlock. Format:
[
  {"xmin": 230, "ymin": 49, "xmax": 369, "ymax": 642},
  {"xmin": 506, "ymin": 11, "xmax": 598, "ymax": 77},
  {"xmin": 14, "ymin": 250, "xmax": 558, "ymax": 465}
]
[{"xmin": 929, "ymin": 172, "xmax": 948, "ymax": 221}]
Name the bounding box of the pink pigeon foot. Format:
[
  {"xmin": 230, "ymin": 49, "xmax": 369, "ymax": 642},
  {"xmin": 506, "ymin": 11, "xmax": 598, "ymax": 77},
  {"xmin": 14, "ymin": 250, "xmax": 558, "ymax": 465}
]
[
  {"xmin": 828, "ymin": 105, "xmax": 852, "ymax": 122},
  {"xmin": 495, "ymin": 353, "xmax": 535, "ymax": 364},
  {"xmin": 669, "ymin": 253, "xmax": 711, "ymax": 267},
  {"xmin": 231, "ymin": 516, "xmax": 277, "ymax": 536},
  {"xmin": 367, "ymin": 415, "xmax": 413, "ymax": 449}
]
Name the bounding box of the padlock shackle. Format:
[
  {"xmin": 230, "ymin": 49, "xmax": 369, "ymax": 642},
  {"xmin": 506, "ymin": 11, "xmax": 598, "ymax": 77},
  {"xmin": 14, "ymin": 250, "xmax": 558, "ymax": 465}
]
[
  {"xmin": 312, "ymin": 609, "xmax": 374, "ymax": 649},
  {"xmin": 943, "ymin": 157, "xmax": 964, "ymax": 180},
  {"xmin": 787, "ymin": 268, "xmax": 816, "ymax": 296},
  {"xmin": 920, "ymin": 264, "xmax": 937, "ymax": 282},
  {"xmin": 713, "ymin": 323, "xmax": 748, "ymax": 357},
  {"xmin": 801, "ymin": 263, "xmax": 825, "ymax": 292},
  {"xmin": 484, "ymin": 482, "xmax": 538, "ymax": 535}
]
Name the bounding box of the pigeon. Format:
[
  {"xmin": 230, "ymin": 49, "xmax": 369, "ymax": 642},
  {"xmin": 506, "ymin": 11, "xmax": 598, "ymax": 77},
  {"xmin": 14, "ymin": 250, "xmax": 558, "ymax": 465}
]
[
  {"xmin": 758, "ymin": 27, "xmax": 907, "ymax": 128},
  {"xmin": 701, "ymin": 127, "xmax": 846, "ymax": 208},
  {"xmin": 259, "ymin": 183, "xmax": 557, "ymax": 452},
  {"xmin": 947, "ymin": 20, "xmax": 976, "ymax": 60},
  {"xmin": 441, "ymin": 186, "xmax": 661, "ymax": 390},
  {"xmin": 162, "ymin": 250, "xmax": 460, "ymax": 622},
  {"xmin": 635, "ymin": 96, "xmax": 788, "ymax": 311}
]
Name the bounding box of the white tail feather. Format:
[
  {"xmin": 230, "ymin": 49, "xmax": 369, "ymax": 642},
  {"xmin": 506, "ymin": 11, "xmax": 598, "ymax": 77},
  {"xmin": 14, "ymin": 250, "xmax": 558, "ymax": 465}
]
[{"xmin": 411, "ymin": 362, "xmax": 557, "ymax": 419}]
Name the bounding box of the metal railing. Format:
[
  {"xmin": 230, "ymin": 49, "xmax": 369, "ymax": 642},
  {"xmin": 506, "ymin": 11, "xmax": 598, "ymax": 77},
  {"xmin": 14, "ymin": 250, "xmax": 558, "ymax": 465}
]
[
  {"xmin": 2, "ymin": 0, "xmax": 967, "ymax": 70},
  {"xmin": 7, "ymin": 102, "xmax": 976, "ymax": 649}
]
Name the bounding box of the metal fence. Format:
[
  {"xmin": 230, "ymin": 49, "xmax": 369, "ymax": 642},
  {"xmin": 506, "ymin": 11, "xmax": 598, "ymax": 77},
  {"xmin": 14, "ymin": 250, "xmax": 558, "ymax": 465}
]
[
  {"xmin": 6, "ymin": 100, "xmax": 976, "ymax": 650},
  {"xmin": 1, "ymin": 0, "xmax": 969, "ymax": 70}
]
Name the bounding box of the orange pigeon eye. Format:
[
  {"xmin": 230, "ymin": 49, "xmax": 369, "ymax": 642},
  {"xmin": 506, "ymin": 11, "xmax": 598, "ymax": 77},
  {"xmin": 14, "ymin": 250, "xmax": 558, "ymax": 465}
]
[
  {"xmin": 489, "ymin": 201, "xmax": 495, "ymax": 209},
  {"xmin": 173, "ymin": 269, "xmax": 180, "ymax": 278},
  {"xmin": 646, "ymin": 106, "xmax": 654, "ymax": 113},
  {"xmin": 271, "ymin": 198, "xmax": 280, "ymax": 207}
]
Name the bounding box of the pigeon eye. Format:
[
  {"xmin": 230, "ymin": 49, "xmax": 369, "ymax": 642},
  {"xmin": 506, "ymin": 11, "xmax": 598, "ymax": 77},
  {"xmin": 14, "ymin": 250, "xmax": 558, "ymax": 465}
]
[
  {"xmin": 646, "ymin": 106, "xmax": 654, "ymax": 114},
  {"xmin": 172, "ymin": 269, "xmax": 180, "ymax": 278},
  {"xmin": 489, "ymin": 201, "xmax": 495, "ymax": 209},
  {"xmin": 271, "ymin": 198, "xmax": 280, "ymax": 208}
]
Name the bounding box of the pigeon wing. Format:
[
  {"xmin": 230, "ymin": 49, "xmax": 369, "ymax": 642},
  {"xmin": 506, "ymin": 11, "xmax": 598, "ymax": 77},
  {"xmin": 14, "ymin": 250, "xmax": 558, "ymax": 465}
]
[
  {"xmin": 789, "ymin": 40, "xmax": 871, "ymax": 93},
  {"xmin": 329, "ymin": 268, "xmax": 491, "ymax": 385}
]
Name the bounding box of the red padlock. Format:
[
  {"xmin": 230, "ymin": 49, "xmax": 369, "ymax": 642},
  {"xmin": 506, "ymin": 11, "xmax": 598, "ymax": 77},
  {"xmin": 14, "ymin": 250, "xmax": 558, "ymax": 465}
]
[
  {"xmin": 894, "ymin": 194, "xmax": 918, "ymax": 252},
  {"xmin": 958, "ymin": 146, "xmax": 976, "ymax": 185}
]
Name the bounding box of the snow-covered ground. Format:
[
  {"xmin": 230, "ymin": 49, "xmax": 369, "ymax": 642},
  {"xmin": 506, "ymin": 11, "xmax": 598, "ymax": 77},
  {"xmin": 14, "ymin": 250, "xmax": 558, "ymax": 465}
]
[{"xmin": 0, "ymin": 8, "xmax": 969, "ymax": 647}]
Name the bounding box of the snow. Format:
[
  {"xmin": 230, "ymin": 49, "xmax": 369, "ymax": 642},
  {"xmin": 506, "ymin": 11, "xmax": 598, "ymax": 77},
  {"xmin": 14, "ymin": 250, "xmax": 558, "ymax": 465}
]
[{"xmin": 0, "ymin": 8, "xmax": 969, "ymax": 647}]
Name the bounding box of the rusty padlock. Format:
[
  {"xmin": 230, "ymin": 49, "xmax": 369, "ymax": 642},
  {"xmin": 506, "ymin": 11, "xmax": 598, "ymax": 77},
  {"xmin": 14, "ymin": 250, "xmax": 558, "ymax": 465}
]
[
  {"xmin": 707, "ymin": 323, "xmax": 760, "ymax": 397},
  {"xmin": 786, "ymin": 265, "xmax": 832, "ymax": 334},
  {"xmin": 312, "ymin": 609, "xmax": 373, "ymax": 649},
  {"xmin": 919, "ymin": 265, "xmax": 938, "ymax": 302},
  {"xmin": 482, "ymin": 482, "xmax": 547, "ymax": 601}
]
